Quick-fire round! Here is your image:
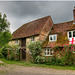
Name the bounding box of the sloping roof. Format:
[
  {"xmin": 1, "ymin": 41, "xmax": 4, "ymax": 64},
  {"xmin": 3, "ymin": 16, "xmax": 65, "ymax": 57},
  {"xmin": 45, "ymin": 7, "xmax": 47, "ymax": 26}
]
[
  {"xmin": 12, "ymin": 16, "xmax": 50, "ymax": 39},
  {"xmin": 50, "ymin": 21, "xmax": 74, "ymax": 34},
  {"xmin": 43, "ymin": 20, "xmax": 75, "ymax": 47}
]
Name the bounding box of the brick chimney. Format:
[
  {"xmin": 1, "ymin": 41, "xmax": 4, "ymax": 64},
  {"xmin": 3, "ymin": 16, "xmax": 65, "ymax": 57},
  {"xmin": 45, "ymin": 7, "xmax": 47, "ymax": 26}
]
[{"xmin": 73, "ymin": 6, "xmax": 75, "ymax": 23}]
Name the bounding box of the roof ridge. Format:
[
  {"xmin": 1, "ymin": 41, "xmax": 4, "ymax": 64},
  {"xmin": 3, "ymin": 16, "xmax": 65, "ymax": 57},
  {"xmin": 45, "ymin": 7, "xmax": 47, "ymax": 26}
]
[
  {"xmin": 22, "ymin": 15, "xmax": 50, "ymax": 25},
  {"xmin": 13, "ymin": 15, "xmax": 50, "ymax": 34}
]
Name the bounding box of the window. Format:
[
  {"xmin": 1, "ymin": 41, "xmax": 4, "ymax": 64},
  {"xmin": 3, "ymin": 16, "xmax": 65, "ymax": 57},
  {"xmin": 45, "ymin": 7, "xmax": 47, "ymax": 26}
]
[
  {"xmin": 73, "ymin": 31, "xmax": 75, "ymax": 37},
  {"xmin": 15, "ymin": 40, "xmax": 18, "ymax": 44},
  {"xmin": 68, "ymin": 31, "xmax": 75, "ymax": 39},
  {"xmin": 44, "ymin": 48, "xmax": 53, "ymax": 56},
  {"xmin": 49, "ymin": 34, "xmax": 57, "ymax": 42},
  {"xmin": 31, "ymin": 37, "xmax": 34, "ymax": 41}
]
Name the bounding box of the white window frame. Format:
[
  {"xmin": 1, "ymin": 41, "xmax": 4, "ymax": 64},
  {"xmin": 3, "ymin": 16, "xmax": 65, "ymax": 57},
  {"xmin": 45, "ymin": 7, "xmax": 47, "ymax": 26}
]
[
  {"xmin": 44, "ymin": 48, "xmax": 53, "ymax": 56},
  {"xmin": 30, "ymin": 37, "xmax": 34, "ymax": 42},
  {"xmin": 49, "ymin": 34, "xmax": 57, "ymax": 42},
  {"xmin": 67, "ymin": 30, "xmax": 75, "ymax": 39},
  {"xmin": 15, "ymin": 40, "xmax": 18, "ymax": 44}
]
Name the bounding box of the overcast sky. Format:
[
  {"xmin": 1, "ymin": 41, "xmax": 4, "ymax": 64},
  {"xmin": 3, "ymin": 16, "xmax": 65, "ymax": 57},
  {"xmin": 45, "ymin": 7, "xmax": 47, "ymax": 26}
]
[{"xmin": 0, "ymin": 1, "xmax": 75, "ymax": 33}]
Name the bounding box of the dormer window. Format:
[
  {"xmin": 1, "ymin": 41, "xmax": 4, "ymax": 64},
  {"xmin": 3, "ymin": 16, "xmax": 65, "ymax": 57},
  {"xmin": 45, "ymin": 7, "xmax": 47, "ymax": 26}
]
[
  {"xmin": 31, "ymin": 37, "xmax": 34, "ymax": 41},
  {"xmin": 49, "ymin": 34, "xmax": 57, "ymax": 42},
  {"xmin": 68, "ymin": 31, "xmax": 75, "ymax": 39}
]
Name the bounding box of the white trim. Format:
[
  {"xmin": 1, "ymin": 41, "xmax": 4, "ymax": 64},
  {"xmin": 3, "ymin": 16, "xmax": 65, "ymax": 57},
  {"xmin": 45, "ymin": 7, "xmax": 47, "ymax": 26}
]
[
  {"xmin": 45, "ymin": 55, "xmax": 53, "ymax": 56},
  {"xmin": 67, "ymin": 30, "xmax": 75, "ymax": 39},
  {"xmin": 30, "ymin": 37, "xmax": 34, "ymax": 42},
  {"xmin": 44, "ymin": 48, "xmax": 53, "ymax": 56},
  {"xmin": 15, "ymin": 40, "xmax": 18, "ymax": 44},
  {"xmin": 49, "ymin": 34, "xmax": 57, "ymax": 42}
]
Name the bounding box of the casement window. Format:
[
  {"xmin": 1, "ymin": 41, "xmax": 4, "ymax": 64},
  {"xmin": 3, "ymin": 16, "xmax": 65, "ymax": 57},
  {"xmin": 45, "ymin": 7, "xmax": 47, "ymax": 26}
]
[
  {"xmin": 15, "ymin": 40, "xmax": 18, "ymax": 44},
  {"xmin": 30, "ymin": 37, "xmax": 34, "ymax": 41},
  {"xmin": 49, "ymin": 34, "xmax": 57, "ymax": 42},
  {"xmin": 68, "ymin": 31, "xmax": 75, "ymax": 39},
  {"xmin": 44, "ymin": 48, "xmax": 53, "ymax": 56}
]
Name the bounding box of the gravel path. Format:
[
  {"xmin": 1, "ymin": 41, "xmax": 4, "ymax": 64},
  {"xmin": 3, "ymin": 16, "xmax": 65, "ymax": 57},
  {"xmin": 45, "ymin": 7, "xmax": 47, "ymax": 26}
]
[{"xmin": 0, "ymin": 64, "xmax": 75, "ymax": 75}]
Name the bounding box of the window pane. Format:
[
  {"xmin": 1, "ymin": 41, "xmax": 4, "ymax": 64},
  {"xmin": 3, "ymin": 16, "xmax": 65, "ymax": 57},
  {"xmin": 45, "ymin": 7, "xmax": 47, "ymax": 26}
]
[
  {"xmin": 54, "ymin": 35, "xmax": 56, "ymax": 40},
  {"xmin": 50, "ymin": 36, "xmax": 52, "ymax": 40},
  {"xmin": 73, "ymin": 31, "xmax": 75, "ymax": 37},
  {"xmin": 44, "ymin": 52, "xmax": 46, "ymax": 55},
  {"xmin": 44, "ymin": 49, "xmax": 46, "ymax": 55},
  {"xmin": 47, "ymin": 49, "xmax": 49, "ymax": 55},
  {"xmin": 31, "ymin": 37, "xmax": 34, "ymax": 41},
  {"xmin": 69, "ymin": 32, "xmax": 72, "ymax": 38},
  {"xmin": 15, "ymin": 40, "xmax": 18, "ymax": 43}
]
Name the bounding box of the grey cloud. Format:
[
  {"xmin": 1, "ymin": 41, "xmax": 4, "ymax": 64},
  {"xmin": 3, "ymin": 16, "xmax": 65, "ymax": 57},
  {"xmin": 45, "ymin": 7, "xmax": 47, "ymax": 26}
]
[{"xmin": 0, "ymin": 1, "xmax": 75, "ymax": 33}]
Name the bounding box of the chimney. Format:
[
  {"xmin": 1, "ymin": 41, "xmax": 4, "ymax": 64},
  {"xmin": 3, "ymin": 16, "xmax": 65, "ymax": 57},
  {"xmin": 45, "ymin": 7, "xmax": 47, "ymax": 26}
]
[{"xmin": 73, "ymin": 6, "xmax": 75, "ymax": 23}]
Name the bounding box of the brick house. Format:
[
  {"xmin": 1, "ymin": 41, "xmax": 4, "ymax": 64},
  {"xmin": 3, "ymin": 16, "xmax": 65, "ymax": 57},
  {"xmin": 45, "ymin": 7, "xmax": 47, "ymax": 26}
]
[{"xmin": 10, "ymin": 7, "xmax": 75, "ymax": 61}]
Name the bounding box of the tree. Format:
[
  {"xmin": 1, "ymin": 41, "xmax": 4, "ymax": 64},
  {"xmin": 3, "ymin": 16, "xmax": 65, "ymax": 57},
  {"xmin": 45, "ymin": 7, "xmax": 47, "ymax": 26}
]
[
  {"xmin": 28, "ymin": 41, "xmax": 42, "ymax": 62},
  {"xmin": 0, "ymin": 13, "xmax": 11, "ymax": 59},
  {"xmin": 0, "ymin": 13, "xmax": 11, "ymax": 47}
]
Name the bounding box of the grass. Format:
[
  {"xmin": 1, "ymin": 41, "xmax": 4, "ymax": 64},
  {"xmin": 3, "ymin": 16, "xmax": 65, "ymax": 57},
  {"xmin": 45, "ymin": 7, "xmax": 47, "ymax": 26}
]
[{"xmin": 1, "ymin": 58, "xmax": 75, "ymax": 70}]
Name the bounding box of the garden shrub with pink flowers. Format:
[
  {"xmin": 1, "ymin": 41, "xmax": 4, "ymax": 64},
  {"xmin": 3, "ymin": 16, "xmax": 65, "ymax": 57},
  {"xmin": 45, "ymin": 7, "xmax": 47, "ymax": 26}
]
[
  {"xmin": 53, "ymin": 44, "xmax": 75, "ymax": 66},
  {"xmin": 36, "ymin": 44, "xmax": 75, "ymax": 66}
]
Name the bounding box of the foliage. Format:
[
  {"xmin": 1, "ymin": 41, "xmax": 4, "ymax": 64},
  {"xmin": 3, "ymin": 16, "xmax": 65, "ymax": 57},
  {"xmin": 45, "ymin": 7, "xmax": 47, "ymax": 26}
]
[
  {"xmin": 53, "ymin": 45, "xmax": 61, "ymax": 52},
  {"xmin": 1, "ymin": 47, "xmax": 8, "ymax": 59},
  {"xmin": 0, "ymin": 53, "xmax": 3, "ymax": 58},
  {"xmin": 0, "ymin": 13, "xmax": 11, "ymax": 47},
  {"xmin": 6, "ymin": 44, "xmax": 20, "ymax": 49},
  {"xmin": 8, "ymin": 50, "xmax": 15, "ymax": 60},
  {"xmin": 28, "ymin": 41, "xmax": 42, "ymax": 62},
  {"xmin": 55, "ymin": 32, "xmax": 69, "ymax": 45},
  {"xmin": 53, "ymin": 44, "xmax": 75, "ymax": 66},
  {"xmin": 1, "ymin": 58, "xmax": 75, "ymax": 70},
  {"xmin": 6, "ymin": 44, "xmax": 20, "ymax": 60},
  {"xmin": 35, "ymin": 56, "xmax": 46, "ymax": 64},
  {"xmin": 33, "ymin": 44, "xmax": 75, "ymax": 66},
  {"xmin": 62, "ymin": 44, "xmax": 75, "ymax": 66}
]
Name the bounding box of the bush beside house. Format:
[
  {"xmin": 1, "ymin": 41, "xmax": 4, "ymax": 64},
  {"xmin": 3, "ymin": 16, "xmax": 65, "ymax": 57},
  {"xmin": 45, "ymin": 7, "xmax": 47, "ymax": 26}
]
[
  {"xmin": 28, "ymin": 41, "xmax": 42, "ymax": 63},
  {"xmin": 28, "ymin": 41, "xmax": 75, "ymax": 66}
]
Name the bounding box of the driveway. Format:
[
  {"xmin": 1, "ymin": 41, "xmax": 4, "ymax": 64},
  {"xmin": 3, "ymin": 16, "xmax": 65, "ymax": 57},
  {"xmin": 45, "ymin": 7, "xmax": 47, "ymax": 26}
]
[{"xmin": 0, "ymin": 64, "xmax": 75, "ymax": 75}]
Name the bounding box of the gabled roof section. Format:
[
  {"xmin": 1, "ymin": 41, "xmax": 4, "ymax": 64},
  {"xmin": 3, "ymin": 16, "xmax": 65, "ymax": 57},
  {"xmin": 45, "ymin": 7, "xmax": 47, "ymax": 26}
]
[
  {"xmin": 12, "ymin": 16, "xmax": 50, "ymax": 39},
  {"xmin": 50, "ymin": 20, "xmax": 74, "ymax": 34},
  {"xmin": 42, "ymin": 20, "xmax": 75, "ymax": 47}
]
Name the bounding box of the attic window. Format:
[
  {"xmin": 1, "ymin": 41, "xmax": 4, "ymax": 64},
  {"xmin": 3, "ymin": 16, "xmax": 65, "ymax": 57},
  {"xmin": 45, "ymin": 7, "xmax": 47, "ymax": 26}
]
[
  {"xmin": 49, "ymin": 34, "xmax": 57, "ymax": 42},
  {"xmin": 68, "ymin": 31, "xmax": 75, "ymax": 39}
]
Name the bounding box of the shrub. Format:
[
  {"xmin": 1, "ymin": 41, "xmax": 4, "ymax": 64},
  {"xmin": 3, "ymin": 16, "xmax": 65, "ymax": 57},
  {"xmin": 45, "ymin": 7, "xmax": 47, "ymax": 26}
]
[
  {"xmin": 8, "ymin": 50, "xmax": 15, "ymax": 60},
  {"xmin": 35, "ymin": 56, "xmax": 46, "ymax": 64},
  {"xmin": 52, "ymin": 44, "xmax": 75, "ymax": 66},
  {"xmin": 6, "ymin": 44, "xmax": 20, "ymax": 60},
  {"xmin": 28, "ymin": 41, "xmax": 42, "ymax": 63},
  {"xmin": 1, "ymin": 47, "xmax": 8, "ymax": 59},
  {"xmin": 0, "ymin": 53, "xmax": 3, "ymax": 58}
]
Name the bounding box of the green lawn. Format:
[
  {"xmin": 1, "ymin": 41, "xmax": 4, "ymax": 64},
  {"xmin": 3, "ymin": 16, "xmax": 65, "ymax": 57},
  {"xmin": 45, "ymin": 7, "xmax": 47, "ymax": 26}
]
[{"xmin": 1, "ymin": 58, "xmax": 75, "ymax": 70}]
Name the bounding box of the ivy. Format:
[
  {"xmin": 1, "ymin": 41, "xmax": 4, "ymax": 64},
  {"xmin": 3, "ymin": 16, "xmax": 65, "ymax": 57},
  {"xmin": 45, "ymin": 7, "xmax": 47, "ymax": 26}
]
[{"xmin": 55, "ymin": 32, "xmax": 69, "ymax": 45}]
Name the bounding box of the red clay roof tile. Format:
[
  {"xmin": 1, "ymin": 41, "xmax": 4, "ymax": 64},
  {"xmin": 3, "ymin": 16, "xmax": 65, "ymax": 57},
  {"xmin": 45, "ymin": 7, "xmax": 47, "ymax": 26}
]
[{"xmin": 12, "ymin": 16, "xmax": 50, "ymax": 39}]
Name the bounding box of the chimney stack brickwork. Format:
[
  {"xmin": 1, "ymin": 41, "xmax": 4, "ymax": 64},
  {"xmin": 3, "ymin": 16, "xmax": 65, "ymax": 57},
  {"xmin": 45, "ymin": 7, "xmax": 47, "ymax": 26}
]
[{"xmin": 73, "ymin": 7, "xmax": 75, "ymax": 23}]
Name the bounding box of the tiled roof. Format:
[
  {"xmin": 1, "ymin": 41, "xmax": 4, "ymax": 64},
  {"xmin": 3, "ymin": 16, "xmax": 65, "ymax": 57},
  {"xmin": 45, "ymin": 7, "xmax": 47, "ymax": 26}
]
[
  {"xmin": 51, "ymin": 21, "xmax": 73, "ymax": 35},
  {"xmin": 43, "ymin": 20, "xmax": 75, "ymax": 47},
  {"xmin": 12, "ymin": 16, "xmax": 50, "ymax": 39}
]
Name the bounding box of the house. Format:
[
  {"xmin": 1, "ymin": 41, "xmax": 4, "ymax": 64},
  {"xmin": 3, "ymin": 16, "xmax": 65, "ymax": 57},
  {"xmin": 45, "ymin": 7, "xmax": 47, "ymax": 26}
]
[{"xmin": 10, "ymin": 7, "xmax": 75, "ymax": 62}]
